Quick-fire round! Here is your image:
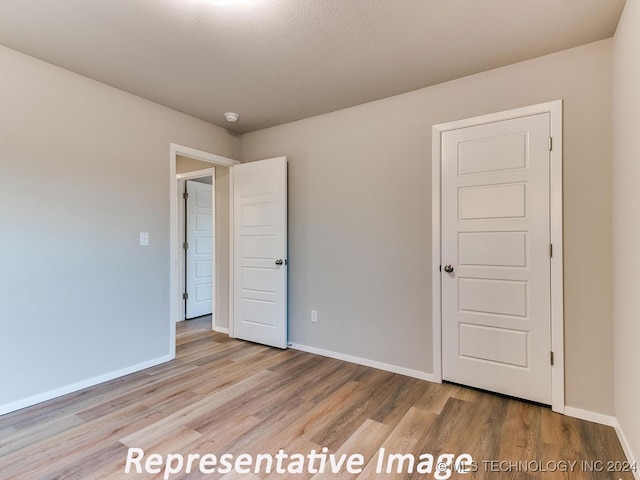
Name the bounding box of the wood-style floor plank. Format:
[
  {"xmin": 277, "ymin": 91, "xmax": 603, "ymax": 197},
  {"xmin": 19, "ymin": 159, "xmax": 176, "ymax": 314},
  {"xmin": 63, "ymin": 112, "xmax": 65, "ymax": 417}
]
[
  {"xmin": 0, "ymin": 316, "xmax": 633, "ymax": 479},
  {"xmin": 357, "ymin": 407, "xmax": 436, "ymax": 480}
]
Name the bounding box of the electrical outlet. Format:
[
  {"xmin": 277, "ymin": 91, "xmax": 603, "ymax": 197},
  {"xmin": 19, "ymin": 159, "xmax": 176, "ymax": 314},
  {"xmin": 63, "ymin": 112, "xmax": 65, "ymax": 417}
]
[{"xmin": 311, "ymin": 310, "xmax": 318, "ymax": 323}]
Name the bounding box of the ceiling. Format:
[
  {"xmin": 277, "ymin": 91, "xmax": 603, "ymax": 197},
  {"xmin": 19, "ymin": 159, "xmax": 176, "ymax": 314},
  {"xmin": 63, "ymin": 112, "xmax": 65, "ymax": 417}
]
[{"xmin": 0, "ymin": 0, "xmax": 626, "ymax": 134}]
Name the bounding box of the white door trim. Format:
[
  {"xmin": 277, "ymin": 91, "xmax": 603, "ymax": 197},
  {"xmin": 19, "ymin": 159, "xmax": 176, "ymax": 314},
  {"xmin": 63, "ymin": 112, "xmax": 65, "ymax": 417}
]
[
  {"xmin": 169, "ymin": 143, "xmax": 240, "ymax": 359},
  {"xmin": 431, "ymin": 100, "xmax": 565, "ymax": 413}
]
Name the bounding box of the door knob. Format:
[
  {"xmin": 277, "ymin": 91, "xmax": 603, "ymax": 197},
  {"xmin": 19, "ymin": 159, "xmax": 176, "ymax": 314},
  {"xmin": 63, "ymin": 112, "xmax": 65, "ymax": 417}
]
[
  {"xmin": 443, "ymin": 264, "xmax": 454, "ymax": 273},
  {"xmin": 275, "ymin": 259, "xmax": 284, "ymax": 266}
]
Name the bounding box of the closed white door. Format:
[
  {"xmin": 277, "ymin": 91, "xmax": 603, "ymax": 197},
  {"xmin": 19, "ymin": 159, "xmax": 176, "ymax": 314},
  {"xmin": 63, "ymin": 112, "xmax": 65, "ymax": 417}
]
[
  {"xmin": 233, "ymin": 157, "xmax": 287, "ymax": 349},
  {"xmin": 186, "ymin": 180, "xmax": 214, "ymax": 319},
  {"xmin": 441, "ymin": 113, "xmax": 552, "ymax": 404}
]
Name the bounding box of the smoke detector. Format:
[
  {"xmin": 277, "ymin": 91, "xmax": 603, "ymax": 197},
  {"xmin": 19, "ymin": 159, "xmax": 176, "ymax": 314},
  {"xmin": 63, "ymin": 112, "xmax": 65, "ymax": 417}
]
[{"xmin": 224, "ymin": 112, "xmax": 239, "ymax": 123}]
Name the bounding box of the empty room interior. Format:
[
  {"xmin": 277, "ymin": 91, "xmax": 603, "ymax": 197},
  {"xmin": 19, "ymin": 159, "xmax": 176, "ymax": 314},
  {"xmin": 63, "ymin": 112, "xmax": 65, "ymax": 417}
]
[{"xmin": 1, "ymin": 0, "xmax": 639, "ymax": 478}]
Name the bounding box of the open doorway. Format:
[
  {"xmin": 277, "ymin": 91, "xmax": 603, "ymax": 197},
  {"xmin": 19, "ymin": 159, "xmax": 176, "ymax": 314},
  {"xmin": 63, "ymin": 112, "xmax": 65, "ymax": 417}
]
[
  {"xmin": 177, "ymin": 170, "xmax": 214, "ymax": 323},
  {"xmin": 169, "ymin": 144, "xmax": 288, "ymax": 356},
  {"xmin": 169, "ymin": 144, "xmax": 240, "ymax": 359}
]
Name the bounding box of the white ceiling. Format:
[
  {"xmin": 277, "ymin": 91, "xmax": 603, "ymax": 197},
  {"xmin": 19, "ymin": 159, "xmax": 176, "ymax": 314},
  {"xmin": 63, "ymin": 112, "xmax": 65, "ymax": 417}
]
[{"xmin": 0, "ymin": 0, "xmax": 626, "ymax": 133}]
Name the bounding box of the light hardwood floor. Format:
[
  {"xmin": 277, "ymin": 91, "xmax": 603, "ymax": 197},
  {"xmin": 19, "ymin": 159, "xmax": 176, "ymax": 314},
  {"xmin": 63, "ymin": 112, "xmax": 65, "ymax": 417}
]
[{"xmin": 0, "ymin": 316, "xmax": 633, "ymax": 479}]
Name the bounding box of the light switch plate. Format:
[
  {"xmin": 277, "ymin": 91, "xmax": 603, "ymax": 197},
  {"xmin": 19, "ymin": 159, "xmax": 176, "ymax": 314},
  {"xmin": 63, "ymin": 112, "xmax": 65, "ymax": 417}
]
[{"xmin": 139, "ymin": 232, "xmax": 149, "ymax": 246}]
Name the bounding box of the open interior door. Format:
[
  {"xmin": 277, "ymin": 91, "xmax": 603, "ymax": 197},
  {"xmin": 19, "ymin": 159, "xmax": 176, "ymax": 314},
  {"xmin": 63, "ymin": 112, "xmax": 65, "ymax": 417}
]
[
  {"xmin": 233, "ymin": 157, "xmax": 287, "ymax": 349},
  {"xmin": 185, "ymin": 179, "xmax": 214, "ymax": 319}
]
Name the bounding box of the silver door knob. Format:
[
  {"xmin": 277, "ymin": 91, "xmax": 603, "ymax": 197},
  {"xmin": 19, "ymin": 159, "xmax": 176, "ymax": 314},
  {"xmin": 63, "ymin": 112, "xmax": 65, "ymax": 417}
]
[
  {"xmin": 444, "ymin": 265, "xmax": 454, "ymax": 273},
  {"xmin": 275, "ymin": 259, "xmax": 284, "ymax": 266}
]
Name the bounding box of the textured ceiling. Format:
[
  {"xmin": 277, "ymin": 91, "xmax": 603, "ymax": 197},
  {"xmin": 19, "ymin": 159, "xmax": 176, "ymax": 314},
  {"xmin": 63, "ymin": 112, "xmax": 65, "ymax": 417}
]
[{"xmin": 0, "ymin": 0, "xmax": 626, "ymax": 133}]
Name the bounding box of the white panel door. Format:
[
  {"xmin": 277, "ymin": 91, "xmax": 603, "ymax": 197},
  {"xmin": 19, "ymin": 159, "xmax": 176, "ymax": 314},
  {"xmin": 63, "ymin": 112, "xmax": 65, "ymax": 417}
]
[
  {"xmin": 186, "ymin": 180, "xmax": 213, "ymax": 319},
  {"xmin": 441, "ymin": 113, "xmax": 552, "ymax": 404},
  {"xmin": 233, "ymin": 157, "xmax": 287, "ymax": 349}
]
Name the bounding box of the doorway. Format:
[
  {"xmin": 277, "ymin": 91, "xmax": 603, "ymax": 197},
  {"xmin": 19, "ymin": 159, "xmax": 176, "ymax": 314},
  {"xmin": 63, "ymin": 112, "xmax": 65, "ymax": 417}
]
[
  {"xmin": 178, "ymin": 173, "xmax": 214, "ymax": 321},
  {"xmin": 169, "ymin": 144, "xmax": 240, "ymax": 359},
  {"xmin": 431, "ymin": 101, "xmax": 565, "ymax": 413},
  {"xmin": 169, "ymin": 144, "xmax": 289, "ymax": 358}
]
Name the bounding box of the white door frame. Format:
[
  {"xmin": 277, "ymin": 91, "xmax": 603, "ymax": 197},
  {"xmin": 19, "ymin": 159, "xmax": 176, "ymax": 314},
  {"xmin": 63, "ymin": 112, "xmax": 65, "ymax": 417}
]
[
  {"xmin": 431, "ymin": 100, "xmax": 565, "ymax": 413},
  {"xmin": 177, "ymin": 168, "xmax": 215, "ymax": 322},
  {"xmin": 169, "ymin": 143, "xmax": 240, "ymax": 359}
]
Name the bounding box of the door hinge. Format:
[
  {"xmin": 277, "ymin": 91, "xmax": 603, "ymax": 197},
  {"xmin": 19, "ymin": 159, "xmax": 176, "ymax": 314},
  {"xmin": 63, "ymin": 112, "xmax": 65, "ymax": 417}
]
[
  {"xmin": 183, "ymin": 242, "xmax": 189, "ymax": 250},
  {"xmin": 183, "ymin": 192, "xmax": 189, "ymax": 200},
  {"xmin": 549, "ymin": 137, "xmax": 553, "ymax": 151},
  {"xmin": 550, "ymin": 351, "xmax": 554, "ymax": 366},
  {"xmin": 182, "ymin": 292, "xmax": 189, "ymax": 300},
  {"xmin": 549, "ymin": 243, "xmax": 553, "ymax": 258}
]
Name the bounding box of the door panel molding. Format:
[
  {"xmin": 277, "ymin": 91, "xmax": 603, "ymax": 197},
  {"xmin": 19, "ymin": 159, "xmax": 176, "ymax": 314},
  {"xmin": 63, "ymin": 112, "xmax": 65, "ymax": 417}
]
[{"xmin": 432, "ymin": 101, "xmax": 564, "ymax": 413}]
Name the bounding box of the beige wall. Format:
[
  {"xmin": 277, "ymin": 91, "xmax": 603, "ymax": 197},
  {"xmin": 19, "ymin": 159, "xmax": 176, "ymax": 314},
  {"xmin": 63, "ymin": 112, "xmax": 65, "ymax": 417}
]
[
  {"xmin": 0, "ymin": 44, "xmax": 239, "ymax": 410},
  {"xmin": 612, "ymin": 0, "xmax": 640, "ymax": 464},
  {"xmin": 241, "ymin": 40, "xmax": 614, "ymax": 414},
  {"xmin": 176, "ymin": 155, "xmax": 231, "ymax": 330},
  {"xmin": 176, "ymin": 155, "xmax": 213, "ymax": 174}
]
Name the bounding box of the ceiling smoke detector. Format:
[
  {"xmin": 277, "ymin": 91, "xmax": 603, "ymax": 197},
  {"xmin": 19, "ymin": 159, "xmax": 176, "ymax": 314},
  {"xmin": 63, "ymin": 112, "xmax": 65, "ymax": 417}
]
[{"xmin": 224, "ymin": 112, "xmax": 239, "ymax": 123}]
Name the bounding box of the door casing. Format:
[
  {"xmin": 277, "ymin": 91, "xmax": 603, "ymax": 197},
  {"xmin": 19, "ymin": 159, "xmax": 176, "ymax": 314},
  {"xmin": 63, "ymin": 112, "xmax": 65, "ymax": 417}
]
[{"xmin": 431, "ymin": 100, "xmax": 565, "ymax": 413}]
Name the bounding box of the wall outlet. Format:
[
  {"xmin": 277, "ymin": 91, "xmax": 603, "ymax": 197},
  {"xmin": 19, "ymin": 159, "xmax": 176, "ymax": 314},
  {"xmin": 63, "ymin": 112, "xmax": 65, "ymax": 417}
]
[{"xmin": 311, "ymin": 310, "xmax": 318, "ymax": 323}]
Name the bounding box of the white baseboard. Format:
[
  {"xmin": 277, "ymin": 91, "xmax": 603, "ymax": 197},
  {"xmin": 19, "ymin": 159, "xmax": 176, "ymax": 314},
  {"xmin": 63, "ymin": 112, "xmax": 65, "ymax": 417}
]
[
  {"xmin": 564, "ymin": 406, "xmax": 616, "ymax": 427},
  {"xmin": 564, "ymin": 407, "xmax": 639, "ymax": 479},
  {"xmin": 289, "ymin": 343, "xmax": 436, "ymax": 383},
  {"xmin": 614, "ymin": 419, "xmax": 640, "ymax": 480},
  {"xmin": 0, "ymin": 354, "xmax": 173, "ymax": 416},
  {"xmin": 213, "ymin": 326, "xmax": 229, "ymax": 334}
]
